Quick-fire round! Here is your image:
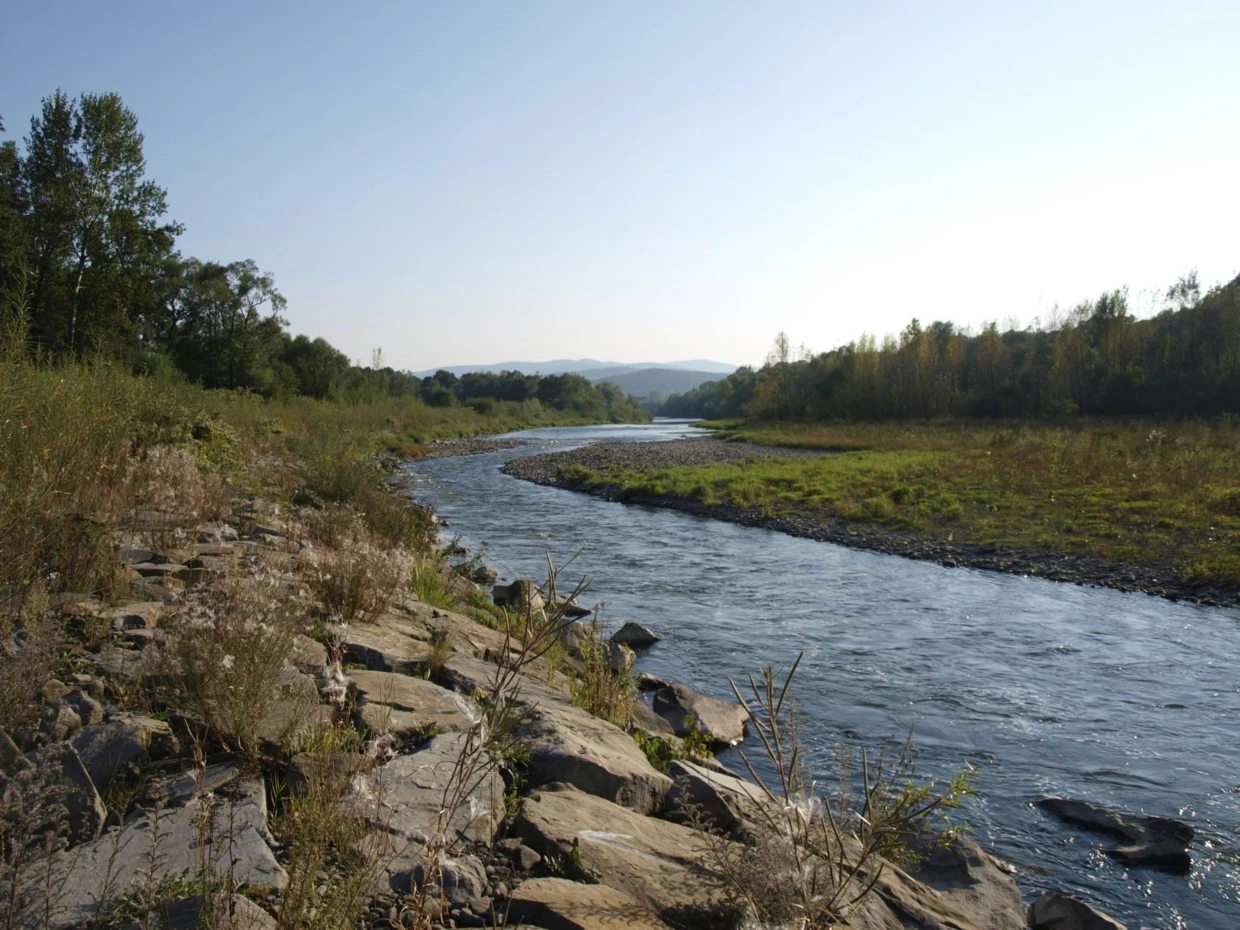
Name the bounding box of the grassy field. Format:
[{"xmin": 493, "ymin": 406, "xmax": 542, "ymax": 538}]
[
  {"xmin": 0, "ymin": 344, "xmax": 612, "ymax": 600},
  {"xmin": 560, "ymin": 419, "xmax": 1240, "ymax": 583}
]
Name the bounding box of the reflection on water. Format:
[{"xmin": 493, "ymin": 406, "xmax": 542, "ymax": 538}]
[{"xmin": 408, "ymin": 422, "xmax": 1240, "ymax": 928}]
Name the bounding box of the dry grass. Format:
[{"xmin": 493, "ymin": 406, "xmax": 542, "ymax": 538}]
[
  {"xmin": 158, "ymin": 573, "xmax": 303, "ymax": 758},
  {"xmin": 302, "ymin": 522, "xmax": 413, "ymax": 624}
]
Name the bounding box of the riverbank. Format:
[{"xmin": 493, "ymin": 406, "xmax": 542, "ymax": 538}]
[
  {"xmin": 0, "ymin": 426, "xmax": 1045, "ymax": 929},
  {"xmin": 501, "ymin": 437, "xmax": 1240, "ymax": 607}
]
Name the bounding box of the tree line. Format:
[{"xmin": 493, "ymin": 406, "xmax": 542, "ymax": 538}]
[
  {"xmin": 659, "ymin": 272, "xmax": 1240, "ymax": 422},
  {"xmin": 0, "ymin": 90, "xmax": 646, "ymax": 422}
]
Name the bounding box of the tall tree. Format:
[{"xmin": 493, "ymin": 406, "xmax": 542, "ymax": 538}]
[
  {"xmin": 21, "ymin": 91, "xmax": 180, "ymax": 354},
  {"xmin": 0, "ymin": 115, "xmax": 28, "ymax": 296}
]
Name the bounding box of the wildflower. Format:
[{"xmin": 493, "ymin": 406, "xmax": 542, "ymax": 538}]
[{"xmin": 220, "ymin": 654, "xmax": 234, "ymax": 671}]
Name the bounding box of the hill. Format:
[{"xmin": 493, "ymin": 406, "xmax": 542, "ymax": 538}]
[
  {"xmin": 591, "ymin": 367, "xmax": 725, "ymax": 399},
  {"xmin": 412, "ymin": 358, "xmax": 735, "ymax": 378}
]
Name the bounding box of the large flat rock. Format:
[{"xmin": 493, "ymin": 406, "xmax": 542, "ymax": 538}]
[
  {"xmin": 346, "ymin": 732, "xmax": 504, "ymax": 849},
  {"xmin": 908, "ymin": 839, "xmax": 1024, "ymax": 930},
  {"xmin": 40, "ymin": 777, "xmax": 285, "ymax": 929},
  {"xmin": 652, "ymin": 683, "xmax": 747, "ymax": 747},
  {"xmin": 508, "ymin": 877, "xmax": 675, "ymax": 930},
  {"xmin": 518, "ymin": 698, "xmax": 672, "ymax": 814},
  {"xmin": 348, "ymin": 669, "xmax": 476, "ymax": 737},
  {"xmin": 510, "ymin": 785, "xmax": 731, "ymax": 926}
]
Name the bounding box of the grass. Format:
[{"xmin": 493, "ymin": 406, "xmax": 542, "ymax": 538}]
[{"xmin": 559, "ymin": 419, "xmax": 1240, "ymax": 583}]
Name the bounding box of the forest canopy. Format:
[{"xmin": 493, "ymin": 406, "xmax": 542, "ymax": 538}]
[{"xmin": 658, "ymin": 273, "xmax": 1240, "ymax": 421}]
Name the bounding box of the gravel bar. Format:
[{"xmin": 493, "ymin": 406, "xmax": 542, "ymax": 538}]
[{"xmin": 501, "ymin": 438, "xmax": 1240, "ymax": 608}]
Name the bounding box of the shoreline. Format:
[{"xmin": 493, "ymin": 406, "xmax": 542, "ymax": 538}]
[{"xmin": 500, "ymin": 439, "xmax": 1240, "ymax": 609}]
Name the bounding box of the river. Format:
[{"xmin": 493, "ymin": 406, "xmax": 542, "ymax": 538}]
[{"xmin": 406, "ymin": 421, "xmax": 1240, "ymax": 929}]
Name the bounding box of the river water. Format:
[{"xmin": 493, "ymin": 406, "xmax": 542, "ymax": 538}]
[{"xmin": 406, "ymin": 422, "xmax": 1240, "ymax": 929}]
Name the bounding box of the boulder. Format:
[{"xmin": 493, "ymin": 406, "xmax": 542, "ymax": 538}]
[
  {"xmin": 411, "ymin": 853, "xmax": 488, "ymax": 905},
  {"xmin": 39, "ymin": 777, "xmax": 286, "ymax": 929},
  {"xmin": 508, "ymin": 877, "xmax": 674, "ymax": 930},
  {"xmin": 493, "ymin": 580, "xmax": 545, "ymax": 613},
  {"xmin": 511, "ymin": 785, "xmax": 732, "ymax": 925},
  {"xmin": 286, "ymin": 751, "xmax": 372, "ymax": 797},
  {"xmin": 93, "ymin": 643, "xmax": 146, "ymax": 682},
  {"xmin": 91, "ymin": 600, "xmax": 166, "ymax": 631},
  {"xmin": 252, "ymin": 665, "xmax": 333, "ymax": 751},
  {"xmin": 132, "ymin": 760, "xmax": 243, "ymax": 818},
  {"xmin": 338, "ymin": 615, "xmax": 431, "ymax": 674},
  {"xmin": 144, "ymin": 894, "xmax": 277, "ymax": 930},
  {"xmin": 636, "ymin": 673, "xmax": 668, "ymax": 692},
  {"xmin": 1036, "ymin": 797, "xmax": 1193, "ymax": 873},
  {"xmin": 346, "ymin": 732, "xmax": 504, "ymax": 848},
  {"xmin": 348, "ymin": 669, "xmax": 477, "ymax": 737},
  {"xmin": 71, "ymin": 713, "xmax": 179, "ymax": 792},
  {"xmin": 63, "ymin": 689, "xmax": 105, "ymax": 727},
  {"xmin": 665, "ymin": 758, "xmax": 769, "ymax": 835},
  {"xmin": 41, "ymin": 701, "xmax": 83, "ymax": 741},
  {"xmin": 518, "ymin": 699, "xmax": 672, "ymax": 814},
  {"xmin": 610, "ymin": 622, "xmax": 659, "ymax": 649},
  {"xmin": 287, "ymin": 632, "xmax": 329, "ymax": 673},
  {"xmin": 1028, "ymin": 891, "xmax": 1127, "ymax": 930},
  {"xmin": 0, "ymin": 728, "xmax": 29, "ymax": 775},
  {"xmin": 558, "ymin": 620, "xmax": 589, "ymax": 658},
  {"xmin": 553, "ymin": 597, "xmax": 593, "ymax": 619},
  {"xmin": 907, "ymin": 838, "xmax": 1024, "ymax": 930},
  {"xmin": 630, "ymin": 702, "xmax": 676, "ymax": 739},
  {"xmin": 607, "ymin": 641, "xmax": 635, "ymax": 674},
  {"xmin": 652, "ymin": 683, "xmax": 747, "ymax": 747}
]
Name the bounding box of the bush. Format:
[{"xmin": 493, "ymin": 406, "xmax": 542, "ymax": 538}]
[
  {"xmin": 302, "ymin": 522, "xmax": 412, "ymax": 623},
  {"xmin": 293, "ymin": 433, "xmax": 383, "ymax": 505},
  {"xmin": 570, "ymin": 618, "xmax": 635, "ymax": 729},
  {"xmin": 701, "ymin": 653, "xmax": 974, "ymax": 928},
  {"xmin": 159, "ymin": 573, "xmax": 302, "ymax": 758}
]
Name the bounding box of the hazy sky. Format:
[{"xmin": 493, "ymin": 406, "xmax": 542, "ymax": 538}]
[{"xmin": 3, "ymin": 2, "xmax": 1237, "ymax": 371}]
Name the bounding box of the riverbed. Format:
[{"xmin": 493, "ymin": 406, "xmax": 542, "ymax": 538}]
[{"xmin": 406, "ymin": 421, "xmax": 1240, "ymax": 929}]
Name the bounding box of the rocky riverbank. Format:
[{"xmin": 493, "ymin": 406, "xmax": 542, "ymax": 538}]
[
  {"xmin": 0, "ymin": 436, "xmax": 1143, "ymax": 930},
  {"xmin": 501, "ymin": 438, "xmax": 1240, "ymax": 608}
]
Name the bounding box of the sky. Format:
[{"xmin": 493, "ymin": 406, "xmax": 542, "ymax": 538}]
[{"xmin": 2, "ymin": 2, "xmax": 1238, "ymax": 372}]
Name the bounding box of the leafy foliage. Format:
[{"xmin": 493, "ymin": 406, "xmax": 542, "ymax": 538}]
[{"xmin": 661, "ymin": 273, "xmax": 1240, "ymax": 421}]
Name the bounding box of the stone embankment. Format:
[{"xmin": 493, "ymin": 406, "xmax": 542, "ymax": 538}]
[
  {"xmin": 502, "ymin": 438, "xmax": 1240, "ymax": 608},
  {"xmin": 0, "ymin": 466, "xmax": 1136, "ymax": 929}
]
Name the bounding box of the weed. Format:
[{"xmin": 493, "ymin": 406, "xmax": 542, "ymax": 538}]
[
  {"xmin": 302, "ymin": 522, "xmax": 412, "ymax": 624},
  {"xmin": 570, "ymin": 617, "xmax": 636, "ymax": 729},
  {"xmin": 158, "ymin": 574, "xmax": 301, "ymax": 759},
  {"xmin": 698, "ymin": 652, "xmax": 974, "ymax": 928}
]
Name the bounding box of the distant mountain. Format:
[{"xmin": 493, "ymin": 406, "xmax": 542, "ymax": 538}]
[
  {"xmin": 591, "ymin": 368, "xmax": 724, "ymax": 399},
  {"xmin": 412, "ymin": 358, "xmax": 736, "ymax": 378}
]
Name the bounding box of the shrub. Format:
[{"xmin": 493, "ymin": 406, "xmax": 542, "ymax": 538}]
[
  {"xmin": 302, "ymin": 524, "xmax": 412, "ymax": 623},
  {"xmin": 356, "ymin": 487, "xmax": 437, "ymax": 554},
  {"xmin": 159, "ymin": 574, "xmax": 301, "ymax": 758},
  {"xmin": 700, "ymin": 653, "xmax": 973, "ymax": 928},
  {"xmin": 0, "ymin": 594, "xmax": 62, "ymax": 734},
  {"xmin": 293, "ymin": 433, "xmax": 383, "ymax": 505},
  {"xmin": 570, "ymin": 618, "xmax": 636, "ymax": 729}
]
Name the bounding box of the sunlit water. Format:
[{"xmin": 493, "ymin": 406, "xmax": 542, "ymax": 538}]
[{"xmin": 406, "ymin": 422, "xmax": 1240, "ymax": 929}]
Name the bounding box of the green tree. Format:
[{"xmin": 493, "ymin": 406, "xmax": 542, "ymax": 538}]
[
  {"xmin": 0, "ymin": 115, "xmax": 27, "ymax": 295},
  {"xmin": 21, "ymin": 91, "xmax": 180, "ymax": 355},
  {"xmin": 169, "ymin": 258, "xmax": 289, "ymax": 391}
]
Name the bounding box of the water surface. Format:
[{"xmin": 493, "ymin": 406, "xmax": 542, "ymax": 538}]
[{"xmin": 408, "ymin": 422, "xmax": 1240, "ymax": 929}]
